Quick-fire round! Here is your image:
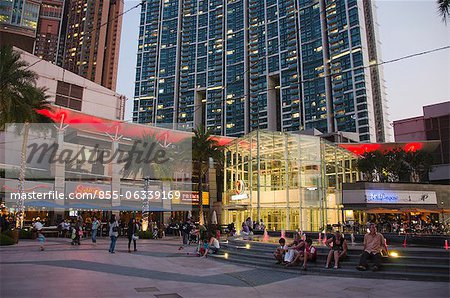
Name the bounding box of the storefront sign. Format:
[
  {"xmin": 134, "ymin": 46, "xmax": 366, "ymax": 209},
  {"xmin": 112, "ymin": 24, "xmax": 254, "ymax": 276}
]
[
  {"xmin": 231, "ymin": 193, "xmax": 248, "ymax": 201},
  {"xmin": 65, "ymin": 182, "xmax": 111, "ymax": 199},
  {"xmin": 231, "ymin": 180, "xmax": 248, "ymax": 200},
  {"xmin": 235, "ymin": 180, "xmax": 246, "ymax": 195},
  {"xmin": 180, "ymin": 191, "xmax": 209, "ymax": 205},
  {"xmin": 365, "ymin": 190, "xmax": 437, "ymax": 205}
]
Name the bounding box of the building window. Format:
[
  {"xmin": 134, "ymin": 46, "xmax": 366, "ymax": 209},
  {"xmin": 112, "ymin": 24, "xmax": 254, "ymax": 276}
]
[{"xmin": 55, "ymin": 81, "xmax": 83, "ymax": 111}]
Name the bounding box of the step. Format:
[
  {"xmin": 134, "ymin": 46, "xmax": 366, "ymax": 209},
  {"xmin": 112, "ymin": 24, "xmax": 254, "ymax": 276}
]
[
  {"xmin": 222, "ymin": 246, "xmax": 450, "ymax": 266},
  {"xmin": 226, "ymin": 239, "xmax": 450, "ymax": 258},
  {"xmin": 218, "ymin": 248, "xmax": 449, "ymax": 274},
  {"xmin": 222, "ymin": 243, "xmax": 450, "ymax": 264},
  {"xmin": 221, "ymin": 245, "xmax": 449, "ymax": 264},
  {"xmin": 209, "ymin": 253, "xmax": 449, "ymax": 282}
]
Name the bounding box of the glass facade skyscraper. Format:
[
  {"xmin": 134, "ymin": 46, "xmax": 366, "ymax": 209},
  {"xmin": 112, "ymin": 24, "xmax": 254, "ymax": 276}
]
[{"xmin": 133, "ymin": 0, "xmax": 390, "ymax": 142}]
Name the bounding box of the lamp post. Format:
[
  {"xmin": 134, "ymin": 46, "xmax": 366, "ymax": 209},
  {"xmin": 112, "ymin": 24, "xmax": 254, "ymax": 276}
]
[{"xmin": 142, "ymin": 177, "xmax": 150, "ymax": 231}]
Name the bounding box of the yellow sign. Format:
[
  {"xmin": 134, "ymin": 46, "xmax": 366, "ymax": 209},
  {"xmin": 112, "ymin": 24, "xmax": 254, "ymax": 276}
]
[{"xmin": 179, "ymin": 191, "xmax": 209, "ymax": 205}]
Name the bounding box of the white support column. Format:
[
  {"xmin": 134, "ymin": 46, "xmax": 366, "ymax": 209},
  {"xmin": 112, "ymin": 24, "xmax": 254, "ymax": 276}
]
[{"xmin": 284, "ymin": 134, "xmax": 290, "ymax": 230}]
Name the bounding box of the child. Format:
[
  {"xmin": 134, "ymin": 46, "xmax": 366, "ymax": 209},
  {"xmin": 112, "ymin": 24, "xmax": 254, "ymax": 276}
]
[
  {"xmin": 198, "ymin": 239, "xmax": 209, "ymax": 257},
  {"xmin": 33, "ymin": 220, "xmax": 45, "ymax": 251},
  {"xmin": 274, "ymin": 238, "xmax": 288, "ymax": 264},
  {"xmin": 33, "ymin": 217, "xmax": 45, "ymax": 251},
  {"xmin": 37, "ymin": 231, "xmax": 45, "ymax": 251},
  {"xmin": 300, "ymin": 238, "xmax": 317, "ymax": 270}
]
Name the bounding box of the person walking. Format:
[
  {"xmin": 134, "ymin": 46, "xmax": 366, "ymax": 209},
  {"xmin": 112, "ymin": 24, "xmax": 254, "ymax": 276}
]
[
  {"xmin": 109, "ymin": 215, "xmax": 119, "ymax": 253},
  {"xmin": 179, "ymin": 217, "xmax": 192, "ymax": 250},
  {"xmin": 33, "ymin": 219, "xmax": 45, "ymax": 251},
  {"xmin": 72, "ymin": 220, "xmax": 82, "ymax": 245},
  {"xmin": 127, "ymin": 218, "xmax": 139, "ymax": 252},
  {"xmin": 91, "ymin": 217, "xmax": 99, "ymax": 244}
]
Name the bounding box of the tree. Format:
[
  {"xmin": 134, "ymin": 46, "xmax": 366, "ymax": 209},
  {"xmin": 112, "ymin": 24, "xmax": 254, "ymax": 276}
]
[
  {"xmin": 356, "ymin": 150, "xmax": 388, "ymax": 182},
  {"xmin": 407, "ymin": 150, "xmax": 434, "ymax": 182},
  {"xmin": 122, "ymin": 133, "xmax": 171, "ymax": 230},
  {"xmin": 356, "ymin": 149, "xmax": 434, "ymax": 183},
  {"xmin": 191, "ymin": 126, "xmax": 223, "ymax": 225},
  {"xmin": 437, "ymin": 0, "xmax": 450, "ymax": 24},
  {"xmin": 0, "ymin": 45, "xmax": 53, "ymax": 227}
]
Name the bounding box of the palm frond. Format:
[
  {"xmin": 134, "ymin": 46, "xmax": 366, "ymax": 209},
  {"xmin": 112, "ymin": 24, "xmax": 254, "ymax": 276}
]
[{"xmin": 437, "ymin": 0, "xmax": 450, "ymax": 24}]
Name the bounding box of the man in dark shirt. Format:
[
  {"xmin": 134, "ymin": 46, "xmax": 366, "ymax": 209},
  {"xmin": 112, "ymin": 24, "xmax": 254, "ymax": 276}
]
[{"xmin": 178, "ymin": 217, "xmax": 192, "ymax": 250}]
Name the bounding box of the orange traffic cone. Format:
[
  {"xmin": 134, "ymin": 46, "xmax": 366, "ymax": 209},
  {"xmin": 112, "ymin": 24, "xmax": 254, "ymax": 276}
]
[
  {"xmin": 281, "ymin": 230, "xmax": 285, "ymax": 239},
  {"xmin": 263, "ymin": 229, "xmax": 269, "ymax": 242},
  {"xmin": 403, "ymin": 236, "xmax": 407, "ymax": 248}
]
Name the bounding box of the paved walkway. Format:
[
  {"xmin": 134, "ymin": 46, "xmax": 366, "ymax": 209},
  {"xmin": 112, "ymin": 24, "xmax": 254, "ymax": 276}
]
[{"xmin": 0, "ymin": 237, "xmax": 448, "ymax": 298}]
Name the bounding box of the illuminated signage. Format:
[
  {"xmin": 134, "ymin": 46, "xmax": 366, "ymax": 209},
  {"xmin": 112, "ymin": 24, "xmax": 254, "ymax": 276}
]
[
  {"xmin": 180, "ymin": 191, "xmax": 209, "ymax": 205},
  {"xmin": 75, "ymin": 185, "xmax": 103, "ymax": 195},
  {"xmin": 235, "ymin": 180, "xmax": 246, "ymax": 195},
  {"xmin": 231, "ymin": 193, "xmax": 248, "ymax": 201},
  {"xmin": 365, "ymin": 190, "xmax": 437, "ymax": 205},
  {"xmin": 367, "ymin": 192, "xmax": 398, "ymax": 203}
]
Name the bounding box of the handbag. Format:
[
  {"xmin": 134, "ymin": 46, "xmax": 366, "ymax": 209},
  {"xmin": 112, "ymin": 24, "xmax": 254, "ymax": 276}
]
[{"xmin": 132, "ymin": 234, "xmax": 139, "ymax": 241}]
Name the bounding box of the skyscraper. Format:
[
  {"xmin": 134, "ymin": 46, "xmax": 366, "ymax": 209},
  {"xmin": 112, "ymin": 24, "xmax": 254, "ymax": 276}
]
[
  {"xmin": 133, "ymin": 0, "xmax": 390, "ymax": 142},
  {"xmin": 0, "ymin": 0, "xmax": 42, "ymax": 52},
  {"xmin": 34, "ymin": 0, "xmax": 65, "ymax": 64},
  {"xmin": 1, "ymin": 0, "xmax": 123, "ymax": 91},
  {"xmin": 61, "ymin": 0, "xmax": 124, "ymax": 91}
]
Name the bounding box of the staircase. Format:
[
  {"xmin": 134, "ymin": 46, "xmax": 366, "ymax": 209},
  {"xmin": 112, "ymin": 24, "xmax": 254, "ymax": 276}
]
[{"xmin": 209, "ymin": 238, "xmax": 450, "ymax": 282}]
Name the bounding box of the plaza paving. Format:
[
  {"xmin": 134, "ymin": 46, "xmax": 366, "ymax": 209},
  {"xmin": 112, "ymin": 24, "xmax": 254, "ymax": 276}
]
[{"xmin": 0, "ymin": 236, "xmax": 448, "ymax": 298}]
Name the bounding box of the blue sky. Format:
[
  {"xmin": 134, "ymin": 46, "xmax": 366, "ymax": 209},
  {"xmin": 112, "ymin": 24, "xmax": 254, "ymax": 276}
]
[{"xmin": 117, "ymin": 0, "xmax": 450, "ymax": 123}]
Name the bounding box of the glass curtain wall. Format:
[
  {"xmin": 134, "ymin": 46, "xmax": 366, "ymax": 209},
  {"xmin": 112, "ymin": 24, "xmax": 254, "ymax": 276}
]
[{"xmin": 223, "ymin": 130, "xmax": 357, "ymax": 231}]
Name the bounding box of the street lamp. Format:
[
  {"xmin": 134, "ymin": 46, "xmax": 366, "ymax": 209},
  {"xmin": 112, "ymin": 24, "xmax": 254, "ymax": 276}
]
[{"xmin": 142, "ymin": 177, "xmax": 150, "ymax": 231}]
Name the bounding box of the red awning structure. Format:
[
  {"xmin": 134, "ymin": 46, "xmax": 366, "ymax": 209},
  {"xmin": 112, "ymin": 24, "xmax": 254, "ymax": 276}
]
[
  {"xmin": 36, "ymin": 107, "xmax": 235, "ymax": 146},
  {"xmin": 338, "ymin": 141, "xmax": 440, "ymax": 155}
]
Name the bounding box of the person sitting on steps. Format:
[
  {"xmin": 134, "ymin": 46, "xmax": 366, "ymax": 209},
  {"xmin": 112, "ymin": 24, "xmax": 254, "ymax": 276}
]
[
  {"xmin": 274, "ymin": 238, "xmax": 288, "ymax": 264},
  {"xmin": 325, "ymin": 230, "xmax": 348, "ymax": 269},
  {"xmin": 356, "ymin": 223, "xmax": 388, "ymax": 272},
  {"xmin": 294, "ymin": 238, "xmax": 317, "ymax": 270}
]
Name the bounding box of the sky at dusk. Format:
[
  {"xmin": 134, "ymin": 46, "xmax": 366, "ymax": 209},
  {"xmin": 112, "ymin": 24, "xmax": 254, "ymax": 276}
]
[{"xmin": 117, "ymin": 0, "xmax": 450, "ymax": 124}]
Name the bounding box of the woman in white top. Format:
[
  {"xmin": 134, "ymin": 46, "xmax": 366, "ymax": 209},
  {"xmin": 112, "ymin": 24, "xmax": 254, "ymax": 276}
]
[
  {"xmin": 108, "ymin": 215, "xmax": 119, "ymax": 253},
  {"xmin": 208, "ymin": 236, "xmax": 220, "ymax": 254}
]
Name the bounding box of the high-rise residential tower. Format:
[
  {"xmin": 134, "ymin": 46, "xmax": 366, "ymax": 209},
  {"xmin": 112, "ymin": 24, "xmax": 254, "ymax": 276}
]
[
  {"xmin": 0, "ymin": 0, "xmax": 42, "ymax": 52},
  {"xmin": 61, "ymin": 0, "xmax": 124, "ymax": 91},
  {"xmin": 133, "ymin": 0, "xmax": 390, "ymax": 142},
  {"xmin": 33, "ymin": 0, "xmax": 65, "ymax": 64},
  {"xmin": 1, "ymin": 0, "xmax": 123, "ymax": 91}
]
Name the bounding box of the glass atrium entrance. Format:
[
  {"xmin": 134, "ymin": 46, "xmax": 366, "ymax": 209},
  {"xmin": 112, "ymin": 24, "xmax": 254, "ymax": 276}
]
[{"xmin": 222, "ymin": 130, "xmax": 358, "ymax": 232}]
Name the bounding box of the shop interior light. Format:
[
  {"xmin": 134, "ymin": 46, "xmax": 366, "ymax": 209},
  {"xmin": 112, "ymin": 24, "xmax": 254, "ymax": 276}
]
[
  {"xmin": 224, "ymin": 253, "xmax": 229, "ymax": 259},
  {"xmin": 389, "ymin": 251, "xmax": 399, "ymax": 258},
  {"xmin": 245, "ymin": 244, "xmax": 251, "ymax": 249}
]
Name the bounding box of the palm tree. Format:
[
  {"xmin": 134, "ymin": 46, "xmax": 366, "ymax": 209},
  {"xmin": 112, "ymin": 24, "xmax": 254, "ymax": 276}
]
[
  {"xmin": 0, "ymin": 45, "xmax": 53, "ymax": 227},
  {"xmin": 437, "ymin": 0, "xmax": 450, "ymax": 24},
  {"xmin": 191, "ymin": 126, "xmax": 223, "ymax": 225},
  {"xmin": 122, "ymin": 133, "xmax": 171, "ymax": 230}
]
